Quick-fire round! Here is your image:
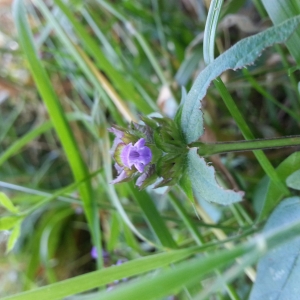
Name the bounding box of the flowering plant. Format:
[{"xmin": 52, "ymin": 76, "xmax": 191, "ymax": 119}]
[
  {"xmin": 109, "ymin": 108, "xmax": 300, "ymax": 206},
  {"xmin": 108, "ymin": 16, "xmax": 300, "ymax": 207}
]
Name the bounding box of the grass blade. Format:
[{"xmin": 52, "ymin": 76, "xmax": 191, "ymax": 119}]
[
  {"xmin": 262, "ymin": 0, "xmax": 300, "ymax": 65},
  {"xmin": 12, "ymin": 0, "xmax": 103, "ymax": 268},
  {"xmin": 53, "ymin": 0, "xmax": 151, "ymax": 114},
  {"xmin": 129, "ymin": 184, "xmax": 178, "ymax": 249},
  {"xmin": 3, "ymin": 246, "xmax": 200, "ymax": 300},
  {"xmin": 85, "ymin": 217, "xmax": 300, "ymax": 300}
]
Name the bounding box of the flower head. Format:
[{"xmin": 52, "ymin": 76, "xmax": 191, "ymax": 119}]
[
  {"xmin": 109, "ymin": 116, "xmax": 186, "ymax": 189},
  {"xmin": 109, "ymin": 123, "xmax": 154, "ymax": 185},
  {"xmin": 111, "ymin": 138, "xmax": 152, "ymax": 184}
]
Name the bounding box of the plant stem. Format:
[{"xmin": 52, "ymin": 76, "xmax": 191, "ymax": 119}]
[{"xmin": 190, "ymin": 135, "xmax": 300, "ymax": 156}]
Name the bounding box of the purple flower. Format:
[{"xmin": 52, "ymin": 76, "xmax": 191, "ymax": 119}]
[
  {"xmin": 90, "ymin": 246, "xmax": 98, "ymax": 259},
  {"xmin": 109, "ymin": 124, "xmax": 156, "ymax": 186},
  {"xmin": 120, "ymin": 138, "xmax": 152, "ymax": 173},
  {"xmin": 111, "ymin": 136, "xmax": 152, "ymax": 184}
]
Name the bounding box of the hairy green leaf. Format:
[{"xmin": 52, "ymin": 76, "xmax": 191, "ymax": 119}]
[
  {"xmin": 187, "ymin": 149, "xmax": 243, "ymax": 205},
  {"xmin": 181, "ymin": 16, "xmax": 300, "ymax": 143}
]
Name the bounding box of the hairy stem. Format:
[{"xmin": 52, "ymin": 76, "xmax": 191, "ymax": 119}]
[{"xmin": 190, "ymin": 135, "xmax": 300, "ymax": 156}]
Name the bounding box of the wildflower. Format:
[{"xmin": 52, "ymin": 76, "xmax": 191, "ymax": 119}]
[
  {"xmin": 111, "ymin": 137, "xmax": 153, "ymax": 184},
  {"xmin": 109, "ymin": 116, "xmax": 187, "ymax": 189},
  {"xmin": 109, "ymin": 123, "xmax": 155, "ymax": 186}
]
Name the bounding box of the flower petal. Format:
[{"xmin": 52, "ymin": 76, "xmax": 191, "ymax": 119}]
[
  {"xmin": 108, "ymin": 127, "xmax": 124, "ymax": 138},
  {"xmin": 137, "ymin": 146, "xmax": 152, "ymax": 165},
  {"xmin": 108, "ymin": 127, "xmax": 124, "ymax": 154},
  {"xmin": 134, "ymin": 162, "xmax": 145, "ymax": 173},
  {"xmin": 120, "ymin": 143, "xmax": 134, "ymax": 168},
  {"xmin": 111, "ymin": 169, "xmax": 128, "ymax": 184},
  {"xmin": 134, "ymin": 138, "xmax": 145, "ymax": 148},
  {"xmin": 136, "ymin": 173, "xmax": 147, "ymax": 187},
  {"xmin": 114, "ymin": 163, "xmax": 123, "ymax": 173}
]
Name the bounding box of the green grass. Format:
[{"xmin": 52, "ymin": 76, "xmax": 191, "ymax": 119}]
[{"xmin": 1, "ymin": 0, "xmax": 300, "ymax": 299}]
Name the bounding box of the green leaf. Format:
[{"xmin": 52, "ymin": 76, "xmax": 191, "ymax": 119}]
[
  {"xmin": 181, "ymin": 16, "xmax": 300, "ymax": 143},
  {"xmin": 187, "ymin": 149, "xmax": 243, "ymax": 205},
  {"xmin": 0, "ymin": 216, "xmax": 21, "ymax": 231},
  {"xmin": 3, "ymin": 246, "xmax": 199, "ymax": 300},
  {"xmin": 0, "ymin": 192, "xmax": 18, "ymax": 214},
  {"xmin": 179, "ymin": 169, "xmax": 193, "ymax": 200},
  {"xmin": 6, "ymin": 221, "xmax": 21, "ymax": 253},
  {"xmin": 250, "ymin": 197, "xmax": 300, "ymax": 300},
  {"xmin": 258, "ymin": 152, "xmax": 300, "ymax": 221},
  {"xmin": 286, "ymin": 169, "xmax": 300, "ymax": 190},
  {"xmin": 174, "ymin": 87, "xmax": 187, "ymax": 130}
]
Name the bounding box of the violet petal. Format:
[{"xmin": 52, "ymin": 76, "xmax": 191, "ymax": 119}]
[
  {"xmin": 134, "ymin": 162, "xmax": 145, "ymax": 173},
  {"xmin": 134, "ymin": 138, "xmax": 145, "ymax": 148},
  {"xmin": 136, "ymin": 146, "xmax": 152, "ymax": 165},
  {"xmin": 108, "ymin": 127, "xmax": 124, "ymax": 139},
  {"xmin": 111, "ymin": 169, "xmax": 128, "ymax": 184},
  {"xmin": 114, "ymin": 163, "xmax": 122, "ymax": 173},
  {"xmin": 120, "ymin": 143, "xmax": 134, "ymax": 168},
  {"xmin": 136, "ymin": 173, "xmax": 147, "ymax": 187},
  {"xmin": 108, "ymin": 127, "xmax": 124, "ymax": 154}
]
